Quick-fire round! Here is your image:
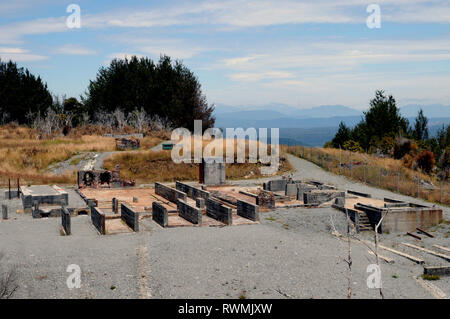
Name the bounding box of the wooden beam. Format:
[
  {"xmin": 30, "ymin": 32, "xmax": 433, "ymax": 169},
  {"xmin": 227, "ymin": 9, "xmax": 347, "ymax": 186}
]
[
  {"xmin": 367, "ymin": 250, "xmax": 394, "ymax": 264},
  {"xmin": 433, "ymin": 245, "xmax": 450, "ymax": 253},
  {"xmin": 363, "ymin": 240, "xmax": 424, "ymax": 264},
  {"xmin": 402, "ymin": 242, "xmax": 450, "ymax": 262},
  {"xmin": 416, "ymin": 227, "xmax": 434, "ymax": 238}
]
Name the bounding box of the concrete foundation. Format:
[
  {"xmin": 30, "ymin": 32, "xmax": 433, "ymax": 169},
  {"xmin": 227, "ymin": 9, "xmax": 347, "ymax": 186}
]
[
  {"xmin": 202, "ymin": 157, "xmax": 226, "ymax": 185},
  {"xmin": 237, "ymin": 200, "xmax": 259, "ymax": 221},
  {"xmin": 155, "ymin": 182, "xmax": 187, "ymax": 203},
  {"xmin": 176, "ymin": 181, "xmax": 210, "ymax": 201},
  {"xmin": 61, "ymin": 206, "xmax": 71, "ymax": 235},
  {"xmin": 21, "ymin": 185, "xmax": 68, "ymax": 214}
]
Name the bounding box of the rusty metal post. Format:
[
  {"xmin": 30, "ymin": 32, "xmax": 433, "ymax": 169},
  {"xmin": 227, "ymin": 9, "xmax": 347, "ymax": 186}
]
[
  {"xmin": 8, "ymin": 178, "xmax": 11, "ymax": 200},
  {"xmin": 17, "ymin": 177, "xmax": 19, "ymax": 197}
]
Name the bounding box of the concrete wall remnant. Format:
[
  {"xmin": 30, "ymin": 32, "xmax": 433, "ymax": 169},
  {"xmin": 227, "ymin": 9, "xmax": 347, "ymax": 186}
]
[
  {"xmin": 21, "ymin": 185, "xmax": 68, "ymax": 214},
  {"xmin": 176, "ymin": 181, "xmax": 210, "ymax": 201},
  {"xmin": 152, "ymin": 202, "xmax": 168, "ymax": 227},
  {"xmin": 155, "ymin": 182, "xmax": 187, "ymax": 203},
  {"xmin": 91, "ymin": 206, "xmax": 106, "ymax": 235},
  {"xmin": 267, "ymin": 179, "xmax": 287, "ymax": 192},
  {"xmin": 206, "ymin": 198, "xmax": 232, "ymax": 225},
  {"xmin": 303, "ymin": 190, "xmax": 345, "ymax": 205},
  {"xmin": 61, "ymin": 205, "xmax": 71, "ymax": 235},
  {"xmin": 237, "ymin": 200, "xmax": 259, "ymax": 221},
  {"xmin": 78, "ymin": 165, "xmax": 135, "ymax": 188},
  {"xmin": 285, "ymin": 183, "xmax": 297, "ymax": 197},
  {"xmin": 177, "ymin": 199, "xmax": 202, "ymax": 225},
  {"xmin": 115, "ymin": 137, "xmax": 140, "ymax": 150},
  {"xmin": 121, "ymin": 203, "xmax": 139, "ymax": 232}
]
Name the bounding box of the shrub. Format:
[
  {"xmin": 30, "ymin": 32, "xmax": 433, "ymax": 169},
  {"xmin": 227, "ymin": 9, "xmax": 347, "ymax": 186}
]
[
  {"xmin": 415, "ymin": 150, "xmax": 435, "ymax": 174},
  {"xmin": 343, "ymin": 140, "xmax": 363, "ymax": 153}
]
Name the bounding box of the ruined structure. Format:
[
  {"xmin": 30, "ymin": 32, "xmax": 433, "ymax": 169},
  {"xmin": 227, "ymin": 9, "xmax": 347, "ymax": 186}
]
[
  {"xmin": 115, "ymin": 137, "xmax": 140, "ymax": 150},
  {"xmin": 77, "ymin": 165, "xmax": 135, "ymax": 188}
]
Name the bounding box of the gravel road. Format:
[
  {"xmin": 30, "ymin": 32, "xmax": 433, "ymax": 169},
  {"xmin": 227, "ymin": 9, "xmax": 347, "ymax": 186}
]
[{"xmin": 0, "ymin": 153, "xmax": 448, "ymax": 299}]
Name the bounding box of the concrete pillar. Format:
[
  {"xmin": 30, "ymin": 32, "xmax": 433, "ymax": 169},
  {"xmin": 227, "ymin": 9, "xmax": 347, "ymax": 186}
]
[
  {"xmin": 196, "ymin": 198, "xmax": 205, "ymax": 209},
  {"xmin": 2, "ymin": 204, "xmax": 7, "ymax": 220}
]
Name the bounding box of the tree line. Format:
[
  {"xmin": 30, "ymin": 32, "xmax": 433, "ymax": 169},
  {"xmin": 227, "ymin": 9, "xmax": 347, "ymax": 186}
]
[
  {"xmin": 326, "ymin": 90, "xmax": 449, "ymax": 177},
  {"xmin": 0, "ymin": 55, "xmax": 215, "ymax": 132}
]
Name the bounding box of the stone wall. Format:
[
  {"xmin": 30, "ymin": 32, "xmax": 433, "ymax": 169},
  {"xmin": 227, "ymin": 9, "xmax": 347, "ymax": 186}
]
[
  {"xmin": 61, "ymin": 206, "xmax": 71, "ymax": 235},
  {"xmin": 121, "ymin": 203, "xmax": 139, "ymax": 232},
  {"xmin": 91, "ymin": 206, "xmax": 106, "ymax": 235},
  {"xmin": 152, "ymin": 202, "xmax": 168, "ymax": 227},
  {"xmin": 206, "ymin": 198, "xmax": 232, "ymax": 225},
  {"xmin": 176, "ymin": 181, "xmax": 210, "ymax": 201},
  {"xmin": 177, "ymin": 199, "xmax": 203, "ymax": 225},
  {"xmin": 155, "ymin": 182, "xmax": 187, "ymax": 203},
  {"xmin": 237, "ymin": 200, "xmax": 259, "ymax": 221}
]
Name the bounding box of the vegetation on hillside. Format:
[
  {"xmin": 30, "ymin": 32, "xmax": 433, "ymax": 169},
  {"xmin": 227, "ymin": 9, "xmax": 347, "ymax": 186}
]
[{"xmin": 326, "ymin": 90, "xmax": 449, "ymax": 180}]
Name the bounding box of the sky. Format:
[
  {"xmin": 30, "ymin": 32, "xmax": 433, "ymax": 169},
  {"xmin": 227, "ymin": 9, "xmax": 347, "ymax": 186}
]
[{"xmin": 0, "ymin": 0, "xmax": 449, "ymax": 110}]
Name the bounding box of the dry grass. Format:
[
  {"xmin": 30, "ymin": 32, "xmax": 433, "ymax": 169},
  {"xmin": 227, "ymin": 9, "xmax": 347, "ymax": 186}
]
[
  {"xmin": 103, "ymin": 138, "xmax": 292, "ymax": 184},
  {"xmin": 284, "ymin": 145, "xmax": 450, "ymax": 205},
  {"xmin": 0, "ymin": 125, "xmax": 163, "ymax": 186}
]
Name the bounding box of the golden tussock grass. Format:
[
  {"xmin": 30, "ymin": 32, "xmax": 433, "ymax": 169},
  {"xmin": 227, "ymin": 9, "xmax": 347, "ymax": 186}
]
[
  {"xmin": 0, "ymin": 125, "xmax": 163, "ymax": 186},
  {"xmin": 284, "ymin": 145, "xmax": 449, "ymax": 205},
  {"xmin": 103, "ymin": 138, "xmax": 291, "ymax": 184}
]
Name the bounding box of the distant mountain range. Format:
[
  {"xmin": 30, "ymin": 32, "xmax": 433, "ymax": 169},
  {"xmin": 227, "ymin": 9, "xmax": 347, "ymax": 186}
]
[{"xmin": 213, "ymin": 103, "xmax": 450, "ymax": 146}]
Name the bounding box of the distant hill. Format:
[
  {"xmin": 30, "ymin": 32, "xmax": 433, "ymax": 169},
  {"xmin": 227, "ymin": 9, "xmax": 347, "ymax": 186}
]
[{"xmin": 213, "ymin": 103, "xmax": 450, "ymax": 146}]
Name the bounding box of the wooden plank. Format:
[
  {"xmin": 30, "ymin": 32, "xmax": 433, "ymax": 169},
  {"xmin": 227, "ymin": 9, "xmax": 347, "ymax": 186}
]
[
  {"xmin": 367, "ymin": 250, "xmax": 394, "ymax": 264},
  {"xmin": 363, "ymin": 240, "xmax": 424, "ymax": 264},
  {"xmin": 407, "ymin": 232, "xmax": 422, "ymax": 240},
  {"xmin": 416, "ymin": 227, "xmax": 434, "ymax": 238},
  {"xmin": 401, "ymin": 242, "xmax": 450, "ymax": 262},
  {"xmin": 433, "ymin": 245, "xmax": 450, "ymax": 253}
]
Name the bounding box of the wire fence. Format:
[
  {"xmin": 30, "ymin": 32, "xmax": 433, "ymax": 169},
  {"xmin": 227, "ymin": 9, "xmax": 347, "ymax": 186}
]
[{"xmin": 284, "ymin": 145, "xmax": 450, "ymax": 206}]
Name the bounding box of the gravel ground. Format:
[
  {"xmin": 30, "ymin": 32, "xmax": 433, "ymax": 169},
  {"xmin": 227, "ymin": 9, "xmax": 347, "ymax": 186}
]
[{"xmin": 0, "ymin": 153, "xmax": 448, "ymax": 299}]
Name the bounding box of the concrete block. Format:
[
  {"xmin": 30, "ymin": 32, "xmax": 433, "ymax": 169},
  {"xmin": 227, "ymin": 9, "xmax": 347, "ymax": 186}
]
[
  {"xmin": 203, "ymin": 157, "xmax": 226, "ymax": 185},
  {"xmin": 112, "ymin": 198, "xmax": 119, "ymax": 214},
  {"xmin": 267, "ymin": 179, "xmax": 287, "ymax": 192},
  {"xmin": 121, "ymin": 203, "xmax": 139, "ymax": 232},
  {"xmin": 152, "ymin": 202, "xmax": 168, "ymax": 227},
  {"xmin": 61, "ymin": 206, "xmax": 71, "ymax": 235},
  {"xmin": 206, "ymin": 198, "xmax": 232, "ymax": 225},
  {"xmin": 296, "ymin": 184, "xmax": 316, "ymax": 201},
  {"xmin": 177, "ymin": 199, "xmax": 202, "ymax": 225},
  {"xmin": 2, "ymin": 204, "xmax": 7, "ymax": 220},
  {"xmin": 237, "ymin": 200, "xmax": 259, "ymax": 221},
  {"xmin": 334, "ymin": 197, "xmax": 345, "ymax": 207},
  {"xmin": 285, "ymin": 183, "xmax": 297, "ymax": 197}
]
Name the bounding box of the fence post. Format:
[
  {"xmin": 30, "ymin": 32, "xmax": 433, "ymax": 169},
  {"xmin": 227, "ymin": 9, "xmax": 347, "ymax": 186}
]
[
  {"xmin": 379, "ymin": 168, "xmax": 382, "ymax": 187},
  {"xmin": 363, "ymin": 163, "xmax": 366, "ymax": 183},
  {"xmin": 417, "ymin": 175, "xmax": 420, "ymax": 198}
]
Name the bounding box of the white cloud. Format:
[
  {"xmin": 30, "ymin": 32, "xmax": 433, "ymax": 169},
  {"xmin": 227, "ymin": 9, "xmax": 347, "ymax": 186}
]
[
  {"xmin": 0, "ymin": 47, "xmax": 47, "ymax": 61},
  {"xmin": 55, "ymin": 44, "xmax": 96, "ymax": 56}
]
